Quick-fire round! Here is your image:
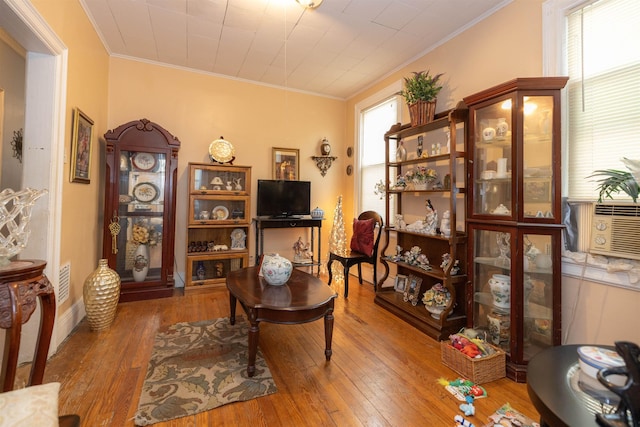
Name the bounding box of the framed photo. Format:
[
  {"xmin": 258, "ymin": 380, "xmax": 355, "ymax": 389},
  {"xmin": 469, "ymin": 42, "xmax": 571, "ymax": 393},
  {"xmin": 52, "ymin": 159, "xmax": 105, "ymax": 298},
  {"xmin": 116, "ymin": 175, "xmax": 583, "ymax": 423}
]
[
  {"xmin": 70, "ymin": 108, "xmax": 94, "ymax": 183},
  {"xmin": 524, "ymin": 180, "xmax": 551, "ymax": 202},
  {"xmin": 273, "ymin": 147, "xmax": 299, "ymax": 180},
  {"xmin": 394, "ymin": 274, "xmax": 408, "ymax": 293},
  {"xmin": 403, "ymin": 274, "xmax": 423, "ymax": 306}
]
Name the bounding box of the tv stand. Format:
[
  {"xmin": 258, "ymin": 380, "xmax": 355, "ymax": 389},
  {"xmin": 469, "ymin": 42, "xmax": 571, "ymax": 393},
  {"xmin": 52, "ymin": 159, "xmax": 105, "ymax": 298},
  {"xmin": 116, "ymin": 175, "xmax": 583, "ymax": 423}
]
[{"xmin": 253, "ymin": 217, "xmax": 322, "ymax": 276}]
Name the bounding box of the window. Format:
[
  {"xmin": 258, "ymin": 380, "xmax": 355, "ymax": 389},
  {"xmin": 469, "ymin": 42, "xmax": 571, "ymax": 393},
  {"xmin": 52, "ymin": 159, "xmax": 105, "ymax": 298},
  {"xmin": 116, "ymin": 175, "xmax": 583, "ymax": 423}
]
[
  {"xmin": 355, "ymin": 82, "xmax": 402, "ymax": 222},
  {"xmin": 359, "ymin": 97, "xmax": 400, "ymax": 221},
  {"xmin": 552, "ymin": 0, "xmax": 640, "ymax": 200}
]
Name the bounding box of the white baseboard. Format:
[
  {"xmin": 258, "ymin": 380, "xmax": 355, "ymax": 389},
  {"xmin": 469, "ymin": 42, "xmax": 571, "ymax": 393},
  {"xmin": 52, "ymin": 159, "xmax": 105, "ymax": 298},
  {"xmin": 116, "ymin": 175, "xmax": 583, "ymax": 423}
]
[{"xmin": 52, "ymin": 298, "xmax": 86, "ymax": 355}]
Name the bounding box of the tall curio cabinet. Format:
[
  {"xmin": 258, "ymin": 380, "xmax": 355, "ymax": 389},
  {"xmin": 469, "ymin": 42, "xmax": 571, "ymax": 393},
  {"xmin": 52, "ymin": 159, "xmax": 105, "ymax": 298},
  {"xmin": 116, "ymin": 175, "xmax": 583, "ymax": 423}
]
[
  {"xmin": 463, "ymin": 77, "xmax": 568, "ymax": 382},
  {"xmin": 103, "ymin": 119, "xmax": 180, "ymax": 302}
]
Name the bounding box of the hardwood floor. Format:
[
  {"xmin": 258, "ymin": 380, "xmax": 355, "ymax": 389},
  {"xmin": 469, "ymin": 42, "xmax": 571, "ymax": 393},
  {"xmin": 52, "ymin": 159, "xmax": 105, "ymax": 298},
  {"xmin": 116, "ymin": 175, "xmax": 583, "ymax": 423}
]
[{"xmin": 43, "ymin": 275, "xmax": 539, "ymax": 426}]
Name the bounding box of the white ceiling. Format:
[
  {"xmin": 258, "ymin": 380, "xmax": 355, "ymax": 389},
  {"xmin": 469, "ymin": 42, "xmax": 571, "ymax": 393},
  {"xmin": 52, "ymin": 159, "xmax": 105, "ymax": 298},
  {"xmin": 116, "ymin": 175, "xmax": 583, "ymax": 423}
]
[{"xmin": 81, "ymin": 0, "xmax": 508, "ymax": 99}]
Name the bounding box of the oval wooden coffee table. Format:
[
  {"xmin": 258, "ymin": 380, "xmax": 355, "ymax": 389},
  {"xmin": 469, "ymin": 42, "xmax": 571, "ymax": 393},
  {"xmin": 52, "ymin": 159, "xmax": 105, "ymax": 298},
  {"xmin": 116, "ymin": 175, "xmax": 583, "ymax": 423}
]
[{"xmin": 227, "ymin": 266, "xmax": 337, "ymax": 377}]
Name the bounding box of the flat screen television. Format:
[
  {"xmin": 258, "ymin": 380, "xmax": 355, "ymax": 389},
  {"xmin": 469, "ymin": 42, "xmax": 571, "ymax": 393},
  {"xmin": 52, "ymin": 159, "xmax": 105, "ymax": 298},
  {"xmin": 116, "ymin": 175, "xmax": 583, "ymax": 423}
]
[{"xmin": 257, "ymin": 179, "xmax": 311, "ymax": 218}]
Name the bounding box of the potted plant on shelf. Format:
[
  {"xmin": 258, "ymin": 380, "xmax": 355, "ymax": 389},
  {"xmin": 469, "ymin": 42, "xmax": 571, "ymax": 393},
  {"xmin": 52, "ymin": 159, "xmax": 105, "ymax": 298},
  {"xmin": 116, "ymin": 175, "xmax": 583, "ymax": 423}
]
[
  {"xmin": 589, "ymin": 158, "xmax": 640, "ymax": 203},
  {"xmin": 399, "ymin": 70, "xmax": 444, "ymax": 127}
]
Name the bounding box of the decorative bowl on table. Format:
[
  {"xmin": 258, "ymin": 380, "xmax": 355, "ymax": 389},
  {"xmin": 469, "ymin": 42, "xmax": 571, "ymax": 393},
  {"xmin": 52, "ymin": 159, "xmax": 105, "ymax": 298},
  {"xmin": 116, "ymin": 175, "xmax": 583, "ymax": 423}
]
[
  {"xmin": 311, "ymin": 206, "xmax": 324, "ymax": 219},
  {"xmin": 0, "ymin": 188, "xmax": 48, "ymax": 267},
  {"xmin": 260, "ymin": 253, "xmax": 292, "ymax": 286}
]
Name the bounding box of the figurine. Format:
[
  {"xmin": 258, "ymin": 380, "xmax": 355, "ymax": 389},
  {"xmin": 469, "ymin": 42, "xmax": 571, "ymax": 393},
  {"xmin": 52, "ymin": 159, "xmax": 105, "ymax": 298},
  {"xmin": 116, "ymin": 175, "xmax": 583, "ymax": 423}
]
[
  {"xmin": 424, "ymin": 199, "xmax": 438, "ymax": 235},
  {"xmin": 233, "ymin": 177, "xmax": 243, "ymax": 190},
  {"xmin": 440, "ymin": 210, "xmax": 451, "ymax": 237},
  {"xmin": 293, "ymin": 237, "xmax": 312, "ymax": 263}
]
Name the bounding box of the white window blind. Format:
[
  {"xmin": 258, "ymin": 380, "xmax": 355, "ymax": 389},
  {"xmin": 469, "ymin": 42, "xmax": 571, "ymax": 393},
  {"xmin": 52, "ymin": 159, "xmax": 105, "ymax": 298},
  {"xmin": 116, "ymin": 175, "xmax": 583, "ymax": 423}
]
[
  {"xmin": 360, "ymin": 97, "xmax": 399, "ymax": 222},
  {"xmin": 566, "ymin": 0, "xmax": 640, "ymax": 200}
]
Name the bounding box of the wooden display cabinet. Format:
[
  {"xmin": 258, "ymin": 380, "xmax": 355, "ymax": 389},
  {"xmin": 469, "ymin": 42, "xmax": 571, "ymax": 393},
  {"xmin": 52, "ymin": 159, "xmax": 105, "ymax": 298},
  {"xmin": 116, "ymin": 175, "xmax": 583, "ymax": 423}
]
[
  {"xmin": 463, "ymin": 77, "xmax": 568, "ymax": 381},
  {"xmin": 186, "ymin": 163, "xmax": 251, "ymax": 289},
  {"xmin": 102, "ymin": 119, "xmax": 180, "ymax": 302},
  {"xmin": 375, "ymin": 102, "xmax": 468, "ymax": 340}
]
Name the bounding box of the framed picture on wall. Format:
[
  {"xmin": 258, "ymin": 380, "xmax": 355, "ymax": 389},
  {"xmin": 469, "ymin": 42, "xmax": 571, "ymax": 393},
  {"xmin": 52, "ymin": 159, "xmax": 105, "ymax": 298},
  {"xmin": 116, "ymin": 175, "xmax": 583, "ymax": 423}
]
[
  {"xmin": 70, "ymin": 108, "xmax": 94, "ymax": 183},
  {"xmin": 272, "ymin": 147, "xmax": 299, "ymax": 181}
]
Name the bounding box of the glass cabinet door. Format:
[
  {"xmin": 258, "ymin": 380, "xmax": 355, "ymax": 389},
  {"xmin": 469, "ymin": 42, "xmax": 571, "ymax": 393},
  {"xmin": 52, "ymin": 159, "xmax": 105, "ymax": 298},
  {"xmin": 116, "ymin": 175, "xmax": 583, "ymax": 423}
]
[
  {"xmin": 522, "ymin": 95, "xmax": 555, "ymax": 219},
  {"xmin": 522, "ymin": 231, "xmax": 556, "ymax": 361},
  {"xmin": 190, "ymin": 165, "xmax": 250, "ymax": 194},
  {"xmin": 189, "ymin": 196, "xmax": 249, "ymax": 225},
  {"xmin": 470, "ymin": 224, "xmax": 561, "ymax": 373},
  {"xmin": 114, "ymin": 150, "xmax": 166, "ymax": 282},
  {"xmin": 472, "ymin": 96, "xmax": 513, "ymax": 217},
  {"xmin": 471, "ymin": 227, "xmax": 515, "ymax": 352}
]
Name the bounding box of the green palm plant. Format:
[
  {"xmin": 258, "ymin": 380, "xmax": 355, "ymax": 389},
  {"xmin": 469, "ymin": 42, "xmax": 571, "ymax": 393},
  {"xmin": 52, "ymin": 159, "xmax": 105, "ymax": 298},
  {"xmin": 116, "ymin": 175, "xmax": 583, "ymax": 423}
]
[{"xmin": 589, "ymin": 162, "xmax": 640, "ymax": 203}]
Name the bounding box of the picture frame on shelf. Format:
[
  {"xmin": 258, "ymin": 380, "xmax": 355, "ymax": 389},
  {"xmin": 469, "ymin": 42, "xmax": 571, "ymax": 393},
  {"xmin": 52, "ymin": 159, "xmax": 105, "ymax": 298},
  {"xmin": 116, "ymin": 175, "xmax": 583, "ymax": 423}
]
[
  {"xmin": 403, "ymin": 274, "xmax": 423, "ymax": 306},
  {"xmin": 70, "ymin": 108, "xmax": 94, "ymax": 183},
  {"xmin": 394, "ymin": 274, "xmax": 408, "ymax": 293},
  {"xmin": 273, "ymin": 147, "xmax": 299, "ymax": 180},
  {"xmin": 524, "ymin": 180, "xmax": 551, "ymax": 202}
]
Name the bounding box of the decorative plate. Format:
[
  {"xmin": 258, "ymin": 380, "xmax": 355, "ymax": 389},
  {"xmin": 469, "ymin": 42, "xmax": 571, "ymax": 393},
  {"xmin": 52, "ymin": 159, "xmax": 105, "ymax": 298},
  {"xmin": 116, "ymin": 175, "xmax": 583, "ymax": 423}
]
[
  {"xmin": 132, "ymin": 182, "xmax": 159, "ymax": 203},
  {"xmin": 209, "ymin": 137, "xmax": 235, "ymax": 164},
  {"xmin": 212, "ymin": 205, "xmax": 229, "ymax": 220},
  {"xmin": 131, "ymin": 152, "xmax": 157, "ymax": 171}
]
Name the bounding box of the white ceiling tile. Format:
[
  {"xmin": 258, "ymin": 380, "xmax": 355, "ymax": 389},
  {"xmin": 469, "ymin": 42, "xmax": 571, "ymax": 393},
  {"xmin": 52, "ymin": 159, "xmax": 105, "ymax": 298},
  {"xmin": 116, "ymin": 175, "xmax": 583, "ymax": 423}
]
[{"xmin": 81, "ymin": 0, "xmax": 510, "ymax": 98}]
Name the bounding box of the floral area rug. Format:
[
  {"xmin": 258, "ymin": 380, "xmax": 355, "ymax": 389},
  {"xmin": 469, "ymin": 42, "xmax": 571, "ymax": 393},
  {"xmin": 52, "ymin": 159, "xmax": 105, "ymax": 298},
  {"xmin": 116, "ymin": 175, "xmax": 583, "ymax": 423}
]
[{"xmin": 134, "ymin": 317, "xmax": 277, "ymax": 426}]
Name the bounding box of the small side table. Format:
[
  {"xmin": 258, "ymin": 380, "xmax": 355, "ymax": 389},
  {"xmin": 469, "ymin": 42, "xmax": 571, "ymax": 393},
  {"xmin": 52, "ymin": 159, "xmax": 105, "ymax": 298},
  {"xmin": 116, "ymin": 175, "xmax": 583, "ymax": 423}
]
[
  {"xmin": 0, "ymin": 260, "xmax": 56, "ymax": 392},
  {"xmin": 527, "ymin": 344, "xmax": 617, "ymax": 427}
]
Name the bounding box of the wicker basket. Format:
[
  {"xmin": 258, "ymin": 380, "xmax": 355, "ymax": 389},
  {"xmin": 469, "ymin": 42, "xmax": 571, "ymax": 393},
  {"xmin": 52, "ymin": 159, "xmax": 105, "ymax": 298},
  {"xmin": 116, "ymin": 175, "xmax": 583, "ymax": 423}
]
[
  {"xmin": 440, "ymin": 341, "xmax": 506, "ymax": 384},
  {"xmin": 408, "ymin": 100, "xmax": 436, "ymax": 127}
]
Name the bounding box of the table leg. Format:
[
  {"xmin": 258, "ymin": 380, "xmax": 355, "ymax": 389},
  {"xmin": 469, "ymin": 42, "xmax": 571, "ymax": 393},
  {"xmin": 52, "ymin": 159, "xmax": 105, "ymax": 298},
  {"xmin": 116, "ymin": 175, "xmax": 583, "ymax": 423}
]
[
  {"xmin": 324, "ymin": 307, "xmax": 334, "ymax": 361},
  {"xmin": 1, "ymin": 284, "xmax": 22, "ymax": 392},
  {"xmin": 247, "ymin": 313, "xmax": 259, "ymax": 377},
  {"xmin": 29, "ymin": 288, "xmax": 56, "ymax": 386},
  {"xmin": 229, "ymin": 294, "xmax": 237, "ymax": 325}
]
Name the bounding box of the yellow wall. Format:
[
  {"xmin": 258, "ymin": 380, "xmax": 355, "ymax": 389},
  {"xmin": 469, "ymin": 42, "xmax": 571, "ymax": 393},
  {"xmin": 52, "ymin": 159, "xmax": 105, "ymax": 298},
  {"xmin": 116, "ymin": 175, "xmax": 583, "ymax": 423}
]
[
  {"xmin": 26, "ymin": 0, "xmax": 640, "ymax": 348},
  {"xmin": 344, "ymin": 0, "xmax": 544, "ymax": 220},
  {"xmin": 32, "ymin": 0, "xmax": 110, "ymax": 312},
  {"xmin": 107, "ymin": 58, "xmax": 347, "ymax": 278}
]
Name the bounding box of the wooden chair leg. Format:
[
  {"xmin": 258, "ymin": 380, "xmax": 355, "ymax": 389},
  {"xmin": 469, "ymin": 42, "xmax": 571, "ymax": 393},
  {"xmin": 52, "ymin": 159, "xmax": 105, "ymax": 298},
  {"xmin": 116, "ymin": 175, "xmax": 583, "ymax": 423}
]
[
  {"xmin": 357, "ymin": 264, "xmax": 363, "ymax": 284},
  {"xmin": 343, "ymin": 265, "xmax": 349, "ymax": 298},
  {"xmin": 327, "ymin": 259, "xmax": 334, "ymax": 285},
  {"xmin": 373, "ymin": 265, "xmax": 377, "ymax": 291}
]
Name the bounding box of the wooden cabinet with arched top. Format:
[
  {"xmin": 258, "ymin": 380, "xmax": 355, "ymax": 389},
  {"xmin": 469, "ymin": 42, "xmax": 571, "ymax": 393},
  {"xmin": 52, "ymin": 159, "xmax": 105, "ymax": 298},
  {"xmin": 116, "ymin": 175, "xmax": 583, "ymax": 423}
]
[{"xmin": 102, "ymin": 119, "xmax": 180, "ymax": 302}]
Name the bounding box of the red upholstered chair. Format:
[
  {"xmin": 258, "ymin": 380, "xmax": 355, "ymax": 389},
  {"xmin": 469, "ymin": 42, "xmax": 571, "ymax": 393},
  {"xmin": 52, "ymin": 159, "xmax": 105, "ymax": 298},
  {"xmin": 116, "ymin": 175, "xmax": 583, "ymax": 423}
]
[{"xmin": 327, "ymin": 211, "xmax": 383, "ymax": 298}]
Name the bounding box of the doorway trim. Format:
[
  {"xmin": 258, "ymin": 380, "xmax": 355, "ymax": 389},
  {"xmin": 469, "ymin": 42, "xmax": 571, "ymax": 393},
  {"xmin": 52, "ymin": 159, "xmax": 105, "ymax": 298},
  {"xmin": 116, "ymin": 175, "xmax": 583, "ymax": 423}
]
[{"xmin": 1, "ymin": 0, "xmax": 68, "ymax": 354}]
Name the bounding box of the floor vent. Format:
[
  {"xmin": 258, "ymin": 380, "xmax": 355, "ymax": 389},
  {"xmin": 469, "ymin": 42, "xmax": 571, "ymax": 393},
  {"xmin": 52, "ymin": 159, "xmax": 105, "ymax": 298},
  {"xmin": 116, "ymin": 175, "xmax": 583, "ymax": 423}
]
[{"xmin": 58, "ymin": 262, "xmax": 70, "ymax": 304}]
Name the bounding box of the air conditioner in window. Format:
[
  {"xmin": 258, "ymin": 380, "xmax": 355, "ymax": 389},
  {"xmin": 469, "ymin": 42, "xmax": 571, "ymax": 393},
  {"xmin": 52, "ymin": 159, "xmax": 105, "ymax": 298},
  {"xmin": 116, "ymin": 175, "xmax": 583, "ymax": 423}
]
[{"xmin": 590, "ymin": 203, "xmax": 640, "ymax": 260}]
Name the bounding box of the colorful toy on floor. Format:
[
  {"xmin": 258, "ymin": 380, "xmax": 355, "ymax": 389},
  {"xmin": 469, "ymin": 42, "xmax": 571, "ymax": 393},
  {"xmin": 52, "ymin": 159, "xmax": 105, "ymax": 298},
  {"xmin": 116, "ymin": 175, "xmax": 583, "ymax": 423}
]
[
  {"xmin": 454, "ymin": 414, "xmax": 475, "ymax": 427},
  {"xmin": 459, "ymin": 395, "xmax": 475, "ymax": 416},
  {"xmin": 438, "ymin": 378, "xmax": 487, "ymax": 401},
  {"xmin": 449, "ymin": 329, "xmax": 496, "ymax": 358}
]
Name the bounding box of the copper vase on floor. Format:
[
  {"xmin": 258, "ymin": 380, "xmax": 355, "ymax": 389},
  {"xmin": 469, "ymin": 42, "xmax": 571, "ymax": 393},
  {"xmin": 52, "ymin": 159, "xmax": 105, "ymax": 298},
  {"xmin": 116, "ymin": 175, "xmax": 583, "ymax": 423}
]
[{"xmin": 83, "ymin": 259, "xmax": 121, "ymax": 331}]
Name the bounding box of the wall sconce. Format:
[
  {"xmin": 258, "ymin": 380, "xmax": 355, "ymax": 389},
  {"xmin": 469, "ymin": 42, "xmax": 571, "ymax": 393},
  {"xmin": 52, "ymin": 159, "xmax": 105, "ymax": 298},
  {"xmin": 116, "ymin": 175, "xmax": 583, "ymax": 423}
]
[{"xmin": 311, "ymin": 137, "xmax": 336, "ymax": 177}]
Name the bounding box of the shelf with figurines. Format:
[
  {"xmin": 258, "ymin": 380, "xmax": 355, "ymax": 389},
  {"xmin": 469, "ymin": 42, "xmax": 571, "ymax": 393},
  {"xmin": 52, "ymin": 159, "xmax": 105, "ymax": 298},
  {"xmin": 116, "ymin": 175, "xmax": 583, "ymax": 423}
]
[{"xmin": 376, "ymin": 103, "xmax": 468, "ymax": 340}]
